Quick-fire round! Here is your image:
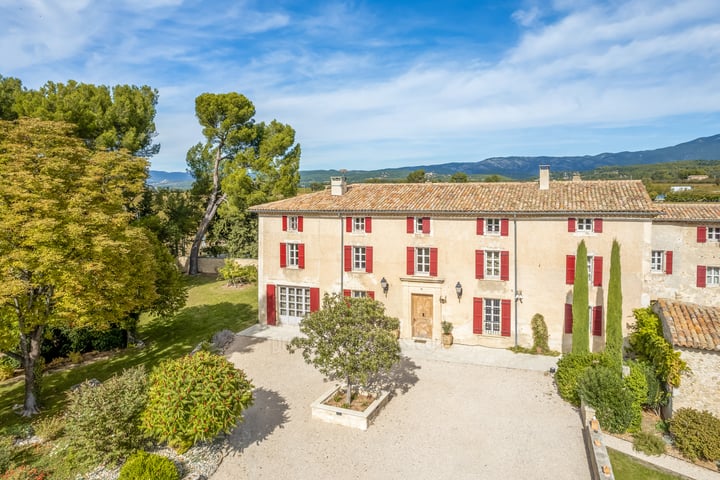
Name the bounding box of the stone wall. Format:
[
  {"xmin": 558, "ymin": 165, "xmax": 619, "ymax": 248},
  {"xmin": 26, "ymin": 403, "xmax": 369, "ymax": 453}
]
[
  {"xmin": 176, "ymin": 257, "xmax": 258, "ymax": 275},
  {"xmin": 671, "ymin": 348, "xmax": 720, "ymax": 418}
]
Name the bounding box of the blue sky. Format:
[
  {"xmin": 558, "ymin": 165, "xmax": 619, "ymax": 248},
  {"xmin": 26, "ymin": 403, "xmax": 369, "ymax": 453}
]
[{"xmin": 2, "ymin": 0, "xmax": 720, "ymax": 172}]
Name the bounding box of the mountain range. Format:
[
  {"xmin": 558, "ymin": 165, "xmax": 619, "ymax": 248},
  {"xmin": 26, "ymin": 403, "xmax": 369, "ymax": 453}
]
[{"xmin": 149, "ymin": 133, "xmax": 720, "ymax": 187}]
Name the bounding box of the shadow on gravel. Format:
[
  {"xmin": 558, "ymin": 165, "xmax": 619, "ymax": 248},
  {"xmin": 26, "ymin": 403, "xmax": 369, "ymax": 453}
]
[
  {"xmin": 226, "ymin": 387, "xmax": 289, "ymax": 453},
  {"xmin": 225, "ymin": 335, "xmax": 268, "ymax": 354},
  {"xmin": 365, "ymin": 356, "xmax": 421, "ymax": 395}
]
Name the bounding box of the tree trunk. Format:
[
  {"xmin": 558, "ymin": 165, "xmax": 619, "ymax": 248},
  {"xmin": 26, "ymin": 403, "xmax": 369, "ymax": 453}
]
[
  {"xmin": 19, "ymin": 325, "xmax": 44, "ymax": 417},
  {"xmin": 346, "ymin": 376, "xmax": 352, "ymax": 405}
]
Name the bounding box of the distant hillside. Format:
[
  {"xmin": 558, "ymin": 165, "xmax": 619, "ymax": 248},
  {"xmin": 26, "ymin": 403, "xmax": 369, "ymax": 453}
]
[
  {"xmin": 300, "ymin": 133, "xmax": 720, "ymax": 184},
  {"xmin": 148, "ymin": 170, "xmax": 193, "ymax": 189}
]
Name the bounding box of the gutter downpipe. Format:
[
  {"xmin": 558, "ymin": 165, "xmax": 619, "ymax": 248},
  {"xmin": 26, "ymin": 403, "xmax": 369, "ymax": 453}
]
[
  {"xmin": 513, "ymin": 213, "xmax": 518, "ymax": 347},
  {"xmin": 340, "ymin": 214, "xmax": 344, "ymax": 295}
]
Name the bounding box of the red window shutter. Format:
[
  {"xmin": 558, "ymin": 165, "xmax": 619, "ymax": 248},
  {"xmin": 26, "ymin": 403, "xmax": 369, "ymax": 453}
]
[
  {"xmin": 593, "ymin": 256, "xmax": 603, "ymax": 287},
  {"xmin": 406, "ymin": 217, "xmax": 414, "ymax": 233},
  {"xmin": 343, "ymin": 289, "xmax": 351, "ymax": 297},
  {"xmin": 282, "ymin": 216, "xmax": 288, "ymax": 231},
  {"xmin": 594, "ymin": 218, "xmax": 603, "ymax": 233},
  {"xmin": 475, "ymin": 250, "xmax": 485, "ymax": 279},
  {"xmin": 568, "ymin": 218, "xmax": 576, "ymax": 232},
  {"xmin": 665, "ymin": 251, "xmax": 673, "ymax": 275},
  {"xmin": 501, "ymin": 299, "xmax": 511, "ymax": 337},
  {"xmin": 365, "ymin": 217, "xmax": 372, "ymax": 233},
  {"xmin": 501, "ymin": 218, "xmax": 509, "ymax": 236},
  {"xmin": 406, "ymin": 247, "xmax": 414, "ymax": 275},
  {"xmin": 346, "ymin": 217, "xmax": 352, "ymax": 232},
  {"xmin": 366, "ymin": 246, "xmax": 373, "ymax": 273},
  {"xmin": 344, "ymin": 245, "xmax": 352, "ymax": 272},
  {"xmin": 473, "ymin": 297, "xmax": 483, "ymax": 334},
  {"xmin": 368, "ymin": 291, "xmax": 375, "ymax": 299},
  {"xmin": 476, "ymin": 218, "xmax": 484, "ymax": 235},
  {"xmin": 298, "ymin": 243, "xmax": 305, "ymax": 269},
  {"xmin": 564, "ymin": 304, "xmax": 573, "ymax": 334},
  {"xmin": 266, "ymin": 284, "xmax": 276, "ymax": 326},
  {"xmin": 310, "ymin": 287, "xmax": 320, "ymax": 312},
  {"xmin": 297, "ymin": 216, "xmax": 303, "ymax": 232},
  {"xmin": 280, "ymin": 243, "xmax": 287, "ymax": 268},
  {"xmin": 500, "ymin": 251, "xmax": 509, "ymax": 281},
  {"xmin": 592, "ymin": 306, "xmax": 603, "ymax": 336},
  {"xmin": 429, "ymin": 248, "xmax": 438, "ymax": 277},
  {"xmin": 697, "ymin": 226, "xmax": 707, "ymax": 243},
  {"xmin": 422, "ymin": 217, "xmax": 431, "ymax": 234},
  {"xmin": 697, "ymin": 265, "xmax": 707, "ymax": 288},
  {"xmin": 566, "ymin": 255, "xmax": 575, "ymax": 285}
]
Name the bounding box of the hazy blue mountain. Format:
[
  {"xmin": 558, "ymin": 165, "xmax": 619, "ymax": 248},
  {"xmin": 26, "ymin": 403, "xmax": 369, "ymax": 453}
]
[
  {"xmin": 300, "ymin": 133, "xmax": 720, "ymax": 183},
  {"xmin": 148, "ymin": 170, "xmax": 194, "ymax": 189}
]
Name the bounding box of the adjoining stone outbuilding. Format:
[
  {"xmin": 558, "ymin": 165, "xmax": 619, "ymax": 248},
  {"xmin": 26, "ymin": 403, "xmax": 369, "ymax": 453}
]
[{"xmin": 653, "ymin": 298, "xmax": 720, "ymax": 418}]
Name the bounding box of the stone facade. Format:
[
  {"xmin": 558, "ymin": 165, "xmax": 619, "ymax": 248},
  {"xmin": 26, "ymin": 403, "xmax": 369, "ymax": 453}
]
[{"xmin": 672, "ymin": 348, "xmax": 720, "ymax": 418}]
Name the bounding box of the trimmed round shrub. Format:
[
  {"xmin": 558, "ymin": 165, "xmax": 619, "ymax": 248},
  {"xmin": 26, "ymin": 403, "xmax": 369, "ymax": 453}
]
[
  {"xmin": 142, "ymin": 351, "xmax": 254, "ymax": 453},
  {"xmin": 119, "ymin": 451, "xmax": 179, "ymax": 480},
  {"xmin": 632, "ymin": 431, "xmax": 666, "ymax": 456},
  {"xmin": 554, "ymin": 352, "xmax": 598, "ymax": 405},
  {"xmin": 669, "ymin": 408, "xmax": 720, "ymax": 462},
  {"xmin": 65, "ymin": 366, "xmax": 148, "ymax": 464},
  {"xmin": 578, "ymin": 365, "xmax": 639, "ymax": 433},
  {"xmin": 531, "ymin": 314, "xmax": 549, "ymax": 353}
]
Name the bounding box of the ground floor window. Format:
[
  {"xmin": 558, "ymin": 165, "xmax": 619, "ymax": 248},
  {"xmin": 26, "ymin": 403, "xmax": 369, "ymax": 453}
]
[
  {"xmin": 484, "ymin": 298, "xmax": 501, "ymax": 335},
  {"xmin": 278, "ymin": 286, "xmax": 310, "ymax": 324}
]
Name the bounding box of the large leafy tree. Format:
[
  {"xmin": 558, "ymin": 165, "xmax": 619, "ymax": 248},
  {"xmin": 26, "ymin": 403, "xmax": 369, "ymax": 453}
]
[
  {"xmin": 0, "ymin": 118, "xmax": 176, "ymax": 416},
  {"xmin": 186, "ymin": 93, "xmax": 300, "ymax": 274},
  {"xmin": 572, "ymin": 240, "xmax": 590, "ymax": 354},
  {"xmin": 287, "ymin": 294, "xmax": 400, "ymax": 405},
  {"xmin": 606, "ymin": 239, "xmax": 623, "ymax": 366}
]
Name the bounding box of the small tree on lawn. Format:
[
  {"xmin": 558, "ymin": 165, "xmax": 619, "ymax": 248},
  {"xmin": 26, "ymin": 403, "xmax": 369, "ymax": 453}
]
[
  {"xmin": 287, "ymin": 293, "xmax": 400, "ymax": 405},
  {"xmin": 572, "ymin": 240, "xmax": 590, "ymax": 354},
  {"xmin": 606, "ymin": 239, "xmax": 623, "ymax": 367}
]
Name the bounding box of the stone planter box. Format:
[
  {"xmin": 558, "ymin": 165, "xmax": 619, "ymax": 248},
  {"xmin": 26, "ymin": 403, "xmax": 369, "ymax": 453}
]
[{"xmin": 310, "ymin": 385, "xmax": 390, "ymax": 430}]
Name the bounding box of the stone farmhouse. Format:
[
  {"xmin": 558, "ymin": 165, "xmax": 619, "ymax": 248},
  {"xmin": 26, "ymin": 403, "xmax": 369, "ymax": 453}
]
[{"xmin": 249, "ymin": 166, "xmax": 720, "ymax": 353}]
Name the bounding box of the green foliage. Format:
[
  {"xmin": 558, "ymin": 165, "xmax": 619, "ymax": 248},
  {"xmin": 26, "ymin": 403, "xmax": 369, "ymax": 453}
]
[
  {"xmin": 608, "ymin": 448, "xmax": 681, "ymax": 480},
  {"xmin": 41, "ymin": 324, "xmax": 127, "ymax": 362},
  {"xmin": 0, "ymin": 355, "xmax": 19, "ymax": 381},
  {"xmin": 555, "ymin": 352, "xmax": 598, "ymax": 405},
  {"xmin": 449, "ymin": 172, "xmax": 468, "ymax": 183},
  {"xmin": 406, "ymin": 169, "xmax": 426, "ymax": 183},
  {"xmin": 31, "ymin": 414, "xmax": 65, "ymax": 441},
  {"xmin": 0, "ymin": 434, "xmax": 14, "ymax": 474},
  {"xmin": 623, "ymin": 361, "xmax": 648, "ymax": 431},
  {"xmin": 578, "ymin": 365, "xmax": 639, "ymax": 433},
  {"xmin": 531, "ymin": 313, "xmax": 550, "ymax": 353},
  {"xmin": 632, "ymin": 431, "xmax": 666, "ymax": 456},
  {"xmin": 606, "ymin": 240, "xmax": 623, "ymax": 367},
  {"xmin": 288, "ymin": 294, "xmax": 401, "ymax": 404},
  {"xmin": 441, "ymin": 321, "xmax": 453, "ymax": 335},
  {"xmin": 669, "ymin": 408, "xmax": 720, "ymax": 462},
  {"xmin": 572, "ymin": 240, "xmax": 590, "ymax": 354},
  {"xmin": 218, "ymin": 260, "xmax": 257, "ymax": 286},
  {"xmin": 0, "ymin": 466, "xmax": 49, "ymax": 480},
  {"xmin": 142, "ymin": 350, "xmax": 254, "ymax": 453},
  {"xmin": 119, "ymin": 451, "xmax": 179, "ymax": 480},
  {"xmin": 628, "ymin": 308, "xmax": 687, "ymax": 387},
  {"xmin": 65, "ymin": 366, "xmax": 148, "ymax": 464}
]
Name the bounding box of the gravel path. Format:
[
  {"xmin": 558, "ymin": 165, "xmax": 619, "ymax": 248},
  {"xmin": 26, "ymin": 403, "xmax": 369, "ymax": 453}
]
[{"xmin": 213, "ymin": 336, "xmax": 590, "ymax": 480}]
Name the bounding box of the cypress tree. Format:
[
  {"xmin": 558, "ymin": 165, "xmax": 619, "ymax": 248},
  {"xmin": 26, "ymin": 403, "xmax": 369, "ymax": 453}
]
[
  {"xmin": 572, "ymin": 240, "xmax": 590, "ymax": 353},
  {"xmin": 606, "ymin": 239, "xmax": 623, "ymax": 365}
]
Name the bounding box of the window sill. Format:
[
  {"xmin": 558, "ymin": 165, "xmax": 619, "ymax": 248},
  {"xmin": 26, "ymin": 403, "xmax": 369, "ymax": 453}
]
[{"xmin": 400, "ymin": 276, "xmax": 444, "ymax": 284}]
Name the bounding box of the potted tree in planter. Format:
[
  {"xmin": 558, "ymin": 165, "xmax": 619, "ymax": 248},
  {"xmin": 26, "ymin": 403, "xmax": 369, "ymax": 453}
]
[{"xmin": 441, "ymin": 321, "xmax": 454, "ymax": 348}]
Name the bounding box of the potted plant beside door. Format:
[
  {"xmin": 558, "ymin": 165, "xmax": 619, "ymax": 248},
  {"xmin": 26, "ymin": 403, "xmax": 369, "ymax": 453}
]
[{"xmin": 441, "ymin": 321, "xmax": 454, "ymax": 348}]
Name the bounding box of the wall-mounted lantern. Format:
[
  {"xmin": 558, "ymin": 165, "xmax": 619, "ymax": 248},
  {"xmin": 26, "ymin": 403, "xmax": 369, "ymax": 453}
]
[
  {"xmin": 380, "ymin": 277, "xmax": 389, "ymax": 296},
  {"xmin": 455, "ymin": 281, "xmax": 463, "ymax": 301}
]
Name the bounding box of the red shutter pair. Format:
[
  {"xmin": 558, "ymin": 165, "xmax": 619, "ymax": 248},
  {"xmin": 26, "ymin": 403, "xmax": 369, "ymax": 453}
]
[
  {"xmin": 345, "ymin": 217, "xmax": 373, "ymax": 233},
  {"xmin": 567, "ymin": 218, "xmax": 603, "ymax": 232},
  {"xmin": 343, "ymin": 246, "xmax": 373, "ymax": 272},
  {"xmin": 476, "ymin": 218, "xmax": 509, "ymax": 236},
  {"xmin": 279, "ymin": 243, "xmax": 305, "ymax": 269},
  {"xmin": 405, "ymin": 247, "xmax": 438, "ymax": 276},
  {"xmin": 406, "ymin": 217, "xmax": 430, "ymax": 234},
  {"xmin": 472, "ymin": 298, "xmax": 511, "ymax": 337},
  {"xmin": 343, "ymin": 290, "xmax": 376, "ymax": 299},
  {"xmin": 565, "ymin": 255, "xmax": 602, "ymax": 286},
  {"xmin": 474, "ymin": 250, "xmax": 509, "ymax": 280},
  {"xmin": 266, "ymin": 285, "xmax": 319, "ymax": 325},
  {"xmin": 281, "ymin": 215, "xmax": 303, "ymax": 232}
]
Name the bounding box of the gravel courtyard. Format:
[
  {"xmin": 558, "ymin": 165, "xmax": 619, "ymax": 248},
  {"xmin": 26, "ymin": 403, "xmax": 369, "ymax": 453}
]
[{"xmin": 212, "ymin": 335, "xmax": 591, "ymax": 480}]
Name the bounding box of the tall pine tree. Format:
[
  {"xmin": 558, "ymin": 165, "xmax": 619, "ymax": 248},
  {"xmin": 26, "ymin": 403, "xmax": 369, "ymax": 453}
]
[
  {"xmin": 572, "ymin": 240, "xmax": 590, "ymax": 353},
  {"xmin": 606, "ymin": 239, "xmax": 623, "ymax": 365}
]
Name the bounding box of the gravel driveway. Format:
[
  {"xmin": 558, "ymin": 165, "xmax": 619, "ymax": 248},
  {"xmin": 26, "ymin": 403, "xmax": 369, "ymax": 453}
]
[{"xmin": 212, "ymin": 335, "xmax": 590, "ymax": 480}]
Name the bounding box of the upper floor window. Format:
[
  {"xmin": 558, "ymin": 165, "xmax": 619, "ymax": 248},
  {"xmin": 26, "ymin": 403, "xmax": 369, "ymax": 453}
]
[
  {"xmin": 477, "ymin": 218, "xmax": 509, "ymax": 236},
  {"xmin": 709, "ymin": 227, "xmax": 720, "ymax": 241},
  {"xmin": 485, "ymin": 250, "xmax": 501, "ymax": 279},
  {"xmin": 353, "ymin": 217, "xmax": 366, "ymax": 233},
  {"xmin": 287, "ymin": 243, "xmax": 299, "ymax": 267},
  {"xmin": 282, "ymin": 215, "xmax": 303, "ymax": 232},
  {"xmin": 280, "ymin": 242, "xmax": 304, "ymax": 269},
  {"xmin": 568, "ymin": 218, "xmax": 603, "ymax": 233},
  {"xmin": 708, "ymin": 266, "xmax": 720, "ymax": 286},
  {"xmin": 651, "ymin": 251, "xmax": 664, "ymax": 273},
  {"xmin": 288, "ymin": 216, "xmax": 299, "ymax": 231},
  {"xmin": 407, "ymin": 216, "xmax": 430, "ymax": 234},
  {"xmin": 344, "ymin": 245, "xmax": 373, "ymax": 273},
  {"xmin": 346, "ymin": 216, "xmax": 372, "ymax": 233},
  {"xmin": 577, "ymin": 218, "xmax": 593, "ymax": 232},
  {"xmin": 416, "ymin": 247, "xmax": 431, "ymax": 275},
  {"xmin": 486, "ymin": 219, "xmax": 501, "ymax": 235},
  {"xmin": 353, "ymin": 246, "xmax": 366, "ymax": 271}
]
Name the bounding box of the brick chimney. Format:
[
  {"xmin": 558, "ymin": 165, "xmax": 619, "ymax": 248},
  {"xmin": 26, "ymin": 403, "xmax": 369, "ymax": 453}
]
[
  {"xmin": 539, "ymin": 165, "xmax": 550, "ymax": 190},
  {"xmin": 331, "ymin": 176, "xmax": 347, "ymax": 196}
]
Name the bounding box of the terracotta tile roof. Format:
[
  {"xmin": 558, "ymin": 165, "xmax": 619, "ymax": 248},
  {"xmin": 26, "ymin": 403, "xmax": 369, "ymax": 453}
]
[
  {"xmin": 654, "ymin": 299, "xmax": 720, "ymax": 351},
  {"xmin": 251, "ymin": 180, "xmax": 658, "ymax": 216},
  {"xmin": 654, "ymin": 203, "xmax": 720, "ymax": 222}
]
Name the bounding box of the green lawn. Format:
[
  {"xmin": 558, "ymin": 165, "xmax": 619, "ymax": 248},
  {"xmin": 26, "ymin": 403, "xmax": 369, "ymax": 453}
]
[
  {"xmin": 0, "ymin": 276, "xmax": 258, "ymax": 429},
  {"xmin": 608, "ymin": 448, "xmax": 684, "ymax": 480}
]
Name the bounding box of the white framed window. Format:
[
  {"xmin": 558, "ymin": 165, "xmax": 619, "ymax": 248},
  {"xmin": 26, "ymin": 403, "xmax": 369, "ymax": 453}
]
[
  {"xmin": 709, "ymin": 227, "xmax": 720, "ymax": 241},
  {"xmin": 288, "ymin": 215, "xmax": 299, "ymax": 232},
  {"xmin": 287, "ymin": 243, "xmax": 299, "ymax": 267},
  {"xmin": 485, "ymin": 250, "xmax": 501, "ymax": 278},
  {"xmin": 278, "ymin": 286, "xmax": 310, "ymax": 323},
  {"xmin": 485, "ymin": 218, "xmax": 500, "ymax": 235},
  {"xmin": 416, "ymin": 247, "xmax": 430, "ymax": 275},
  {"xmin": 708, "ymin": 266, "xmax": 720, "ymax": 286},
  {"xmin": 415, "ymin": 217, "xmax": 424, "ymax": 233},
  {"xmin": 577, "ymin": 218, "xmax": 593, "ymax": 232},
  {"xmin": 651, "ymin": 251, "xmax": 664, "ymax": 273},
  {"xmin": 353, "ymin": 217, "xmax": 366, "ymax": 233},
  {"xmin": 351, "ymin": 290, "xmax": 368, "ymax": 298},
  {"xmin": 587, "ymin": 255, "xmax": 594, "ymax": 279},
  {"xmin": 353, "ymin": 246, "xmax": 366, "ymax": 271},
  {"xmin": 484, "ymin": 299, "xmax": 501, "ymax": 336}
]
